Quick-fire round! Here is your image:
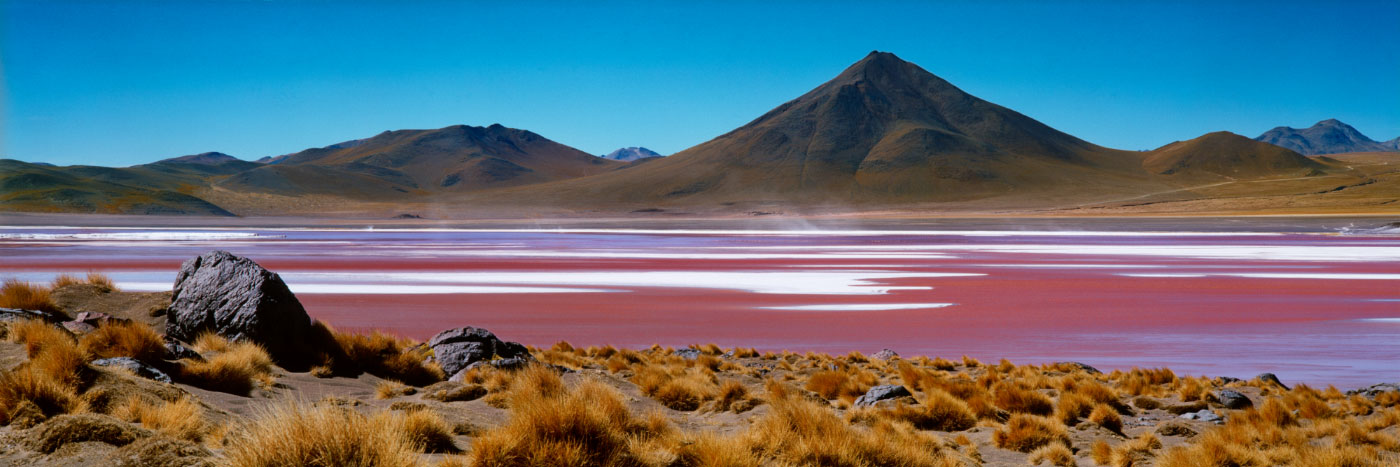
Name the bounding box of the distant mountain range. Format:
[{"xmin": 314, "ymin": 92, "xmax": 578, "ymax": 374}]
[
  {"xmin": 2, "ymin": 51, "xmax": 1395, "ymax": 217},
  {"xmin": 601, "ymin": 147, "xmax": 663, "ymax": 162},
  {"xmin": 1255, "ymin": 119, "xmax": 1399, "ymax": 155}
]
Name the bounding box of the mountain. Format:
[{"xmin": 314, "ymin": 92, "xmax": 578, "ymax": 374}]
[
  {"xmin": 257, "ymin": 138, "xmax": 367, "ymax": 164},
  {"xmin": 1144, "ymin": 132, "xmax": 1324, "ymax": 179},
  {"xmin": 216, "ymin": 124, "xmax": 621, "ymax": 199},
  {"xmin": 1254, "ymin": 119, "xmax": 1395, "ymax": 155},
  {"xmin": 494, "ymin": 51, "xmax": 1168, "ymax": 207},
  {"xmin": 1386, "ymin": 137, "xmax": 1400, "ymax": 151},
  {"xmin": 601, "ymin": 147, "xmax": 663, "ymax": 162},
  {"xmin": 0, "ymin": 159, "xmax": 234, "ymax": 216}
]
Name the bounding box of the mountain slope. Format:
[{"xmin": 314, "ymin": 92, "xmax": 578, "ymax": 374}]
[
  {"xmin": 1255, "ymin": 119, "xmax": 1395, "ymax": 155},
  {"xmin": 486, "ymin": 51, "xmax": 1163, "ymax": 208},
  {"xmin": 219, "ymin": 124, "xmax": 620, "ymax": 198},
  {"xmin": 602, "ymin": 147, "xmax": 663, "ymax": 162},
  {"xmin": 0, "ymin": 159, "xmax": 234, "ymax": 216},
  {"xmin": 1145, "ymin": 132, "xmax": 1325, "ymax": 179}
]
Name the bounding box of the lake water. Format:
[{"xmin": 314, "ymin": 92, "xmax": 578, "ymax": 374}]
[{"xmin": 2, "ymin": 223, "xmax": 1397, "ymax": 389}]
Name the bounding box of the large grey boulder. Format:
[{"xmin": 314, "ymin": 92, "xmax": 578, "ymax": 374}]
[
  {"xmin": 1254, "ymin": 373, "xmax": 1289, "ymax": 390},
  {"xmin": 166, "ymin": 251, "xmax": 314, "ymax": 367},
  {"xmin": 428, "ymin": 327, "xmax": 504, "ymax": 376}
]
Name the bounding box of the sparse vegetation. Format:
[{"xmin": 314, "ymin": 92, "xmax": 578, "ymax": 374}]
[
  {"xmin": 79, "ymin": 320, "xmax": 166, "ymax": 363},
  {"xmin": 175, "ymin": 335, "xmax": 274, "ymax": 395},
  {"xmin": 223, "ymin": 402, "xmax": 422, "ymax": 467},
  {"xmin": 0, "ymin": 279, "xmax": 60, "ymax": 313}
]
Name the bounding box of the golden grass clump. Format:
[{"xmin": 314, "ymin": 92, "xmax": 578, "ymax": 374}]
[
  {"xmin": 176, "ymin": 336, "xmax": 274, "ymax": 395},
  {"xmin": 376, "ymin": 380, "xmax": 415, "ymax": 400},
  {"xmin": 224, "ymin": 402, "xmax": 422, "ymax": 467},
  {"xmin": 804, "ymin": 369, "xmax": 875, "ymax": 402},
  {"xmin": 707, "ymin": 379, "xmax": 757, "ymax": 413},
  {"xmin": 0, "ymin": 279, "xmax": 60, "ymax": 313},
  {"xmin": 111, "ymin": 396, "xmax": 207, "ymax": 441},
  {"xmin": 1110, "ymin": 431, "xmax": 1162, "ymax": 466},
  {"xmin": 374, "ymin": 408, "xmax": 458, "ymax": 453},
  {"xmin": 79, "ymin": 320, "xmax": 166, "ymax": 363},
  {"xmin": 326, "ymin": 326, "xmax": 443, "ymax": 386},
  {"xmin": 993, "ymin": 382, "xmax": 1054, "ymax": 415},
  {"xmin": 470, "ymin": 366, "xmax": 685, "ymax": 466},
  {"xmin": 50, "ymin": 274, "xmax": 83, "ymax": 289},
  {"xmin": 1089, "ymin": 403, "xmax": 1123, "ymax": 433},
  {"xmin": 992, "ymin": 414, "xmax": 1070, "ymax": 453},
  {"xmin": 851, "ymin": 386, "xmax": 977, "ymax": 432},
  {"xmin": 0, "ymin": 320, "xmax": 88, "ymax": 425},
  {"xmin": 1028, "ymin": 442, "xmax": 1075, "ymax": 467},
  {"xmin": 631, "ymin": 363, "xmax": 725, "ymax": 411},
  {"xmin": 85, "ymin": 272, "xmax": 117, "ymax": 292},
  {"xmin": 740, "ymin": 381, "xmax": 968, "ymax": 466},
  {"xmin": 1055, "ymin": 392, "xmax": 1094, "ymax": 426}
]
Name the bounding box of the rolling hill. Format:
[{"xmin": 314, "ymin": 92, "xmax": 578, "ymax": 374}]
[
  {"xmin": 1255, "ymin": 119, "xmax": 1397, "ymax": 155},
  {"xmin": 1145, "ymin": 132, "xmax": 1325, "ymax": 179},
  {"xmin": 217, "ymin": 124, "xmax": 621, "ymax": 199}
]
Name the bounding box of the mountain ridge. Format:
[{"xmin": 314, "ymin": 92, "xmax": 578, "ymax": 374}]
[{"xmin": 1255, "ymin": 119, "xmax": 1397, "ymax": 155}]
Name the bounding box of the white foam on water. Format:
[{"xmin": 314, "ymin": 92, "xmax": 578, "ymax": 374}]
[
  {"xmin": 283, "ymin": 270, "xmax": 983, "ymax": 295},
  {"xmin": 117, "ymin": 281, "xmax": 615, "ymax": 295},
  {"xmin": 0, "ymin": 232, "xmax": 272, "ymax": 240},
  {"xmin": 395, "ymin": 228, "xmax": 1283, "ymax": 237},
  {"xmin": 1120, "ymin": 273, "xmax": 1400, "ymax": 280},
  {"xmin": 761, "ymin": 303, "xmax": 955, "ymax": 311},
  {"xmin": 1359, "ymin": 318, "xmax": 1400, "ymax": 323},
  {"xmin": 734, "ymin": 244, "xmax": 1400, "ymax": 262},
  {"xmin": 389, "ymin": 249, "xmax": 954, "ymax": 260}
]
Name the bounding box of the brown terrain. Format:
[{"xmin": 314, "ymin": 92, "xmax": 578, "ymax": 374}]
[
  {"xmin": 2, "ymin": 52, "xmax": 1397, "ymax": 219},
  {"xmin": 1, "ymin": 255, "xmax": 1398, "ymax": 466}
]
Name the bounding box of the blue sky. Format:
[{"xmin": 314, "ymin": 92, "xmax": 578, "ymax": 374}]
[{"xmin": 3, "ymin": 1, "xmax": 1398, "ymax": 166}]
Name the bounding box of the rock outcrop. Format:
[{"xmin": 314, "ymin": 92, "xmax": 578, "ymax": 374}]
[
  {"xmin": 853, "ymin": 385, "xmax": 913, "ymax": 407},
  {"xmin": 428, "ymin": 326, "xmax": 531, "ymax": 377},
  {"xmin": 166, "ymin": 251, "xmax": 314, "ymax": 367}
]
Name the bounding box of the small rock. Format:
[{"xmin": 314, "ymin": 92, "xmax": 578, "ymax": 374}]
[
  {"xmin": 423, "ymin": 382, "xmax": 488, "ymax": 403},
  {"xmin": 60, "ymin": 321, "xmax": 97, "ymax": 334},
  {"xmin": 1255, "ymin": 373, "xmax": 1289, "ymax": 390},
  {"xmin": 1182, "ymin": 409, "xmax": 1223, "ymax": 424},
  {"xmin": 92, "ymin": 357, "xmax": 173, "ymax": 384},
  {"xmin": 673, "ymin": 348, "xmax": 702, "ymax": 360},
  {"xmin": 1216, "ymin": 389, "xmax": 1253, "ymax": 410},
  {"xmin": 1347, "ymin": 383, "xmax": 1400, "ymax": 398},
  {"xmin": 164, "ymin": 339, "xmax": 203, "ymax": 361},
  {"xmin": 1055, "ymin": 362, "xmax": 1102, "ymax": 374},
  {"xmin": 1155, "ymin": 421, "xmax": 1199, "ymax": 437},
  {"xmin": 1218, "ymin": 376, "xmax": 1242, "ymax": 384},
  {"xmin": 74, "ymin": 311, "xmax": 123, "ymax": 326},
  {"xmin": 871, "ymin": 349, "xmax": 900, "ymax": 360},
  {"xmin": 853, "ymin": 385, "xmax": 912, "ymax": 407},
  {"xmin": 0, "ymin": 307, "xmax": 64, "ymax": 323}
]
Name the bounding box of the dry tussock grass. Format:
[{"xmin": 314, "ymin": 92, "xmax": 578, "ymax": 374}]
[
  {"xmin": 0, "ymin": 279, "xmax": 60, "ymax": 313},
  {"xmin": 176, "ymin": 335, "xmax": 274, "ymax": 395},
  {"xmin": 111, "ymin": 396, "xmax": 207, "ymax": 441},
  {"xmin": 374, "ymin": 407, "xmax": 459, "ymax": 453},
  {"xmin": 993, "ymin": 414, "xmax": 1069, "ymax": 452},
  {"xmin": 79, "ymin": 320, "xmax": 166, "ymax": 363},
  {"xmin": 470, "ymin": 365, "xmax": 684, "ymax": 466},
  {"xmin": 321, "ymin": 324, "xmax": 443, "ymax": 386},
  {"xmin": 223, "ymin": 402, "xmax": 422, "ymax": 467},
  {"xmin": 0, "ymin": 320, "xmax": 88, "ymax": 425}
]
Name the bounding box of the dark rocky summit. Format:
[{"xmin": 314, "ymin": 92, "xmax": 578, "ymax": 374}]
[
  {"xmin": 1255, "ymin": 119, "xmax": 1396, "ymax": 155},
  {"xmin": 166, "ymin": 251, "xmax": 315, "ymax": 367}
]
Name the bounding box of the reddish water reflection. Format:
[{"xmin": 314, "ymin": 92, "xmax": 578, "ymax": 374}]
[{"xmin": 2, "ymin": 226, "xmax": 1397, "ymax": 388}]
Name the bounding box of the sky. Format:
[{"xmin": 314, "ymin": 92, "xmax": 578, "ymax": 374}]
[{"xmin": 2, "ymin": 1, "xmax": 1398, "ymax": 166}]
